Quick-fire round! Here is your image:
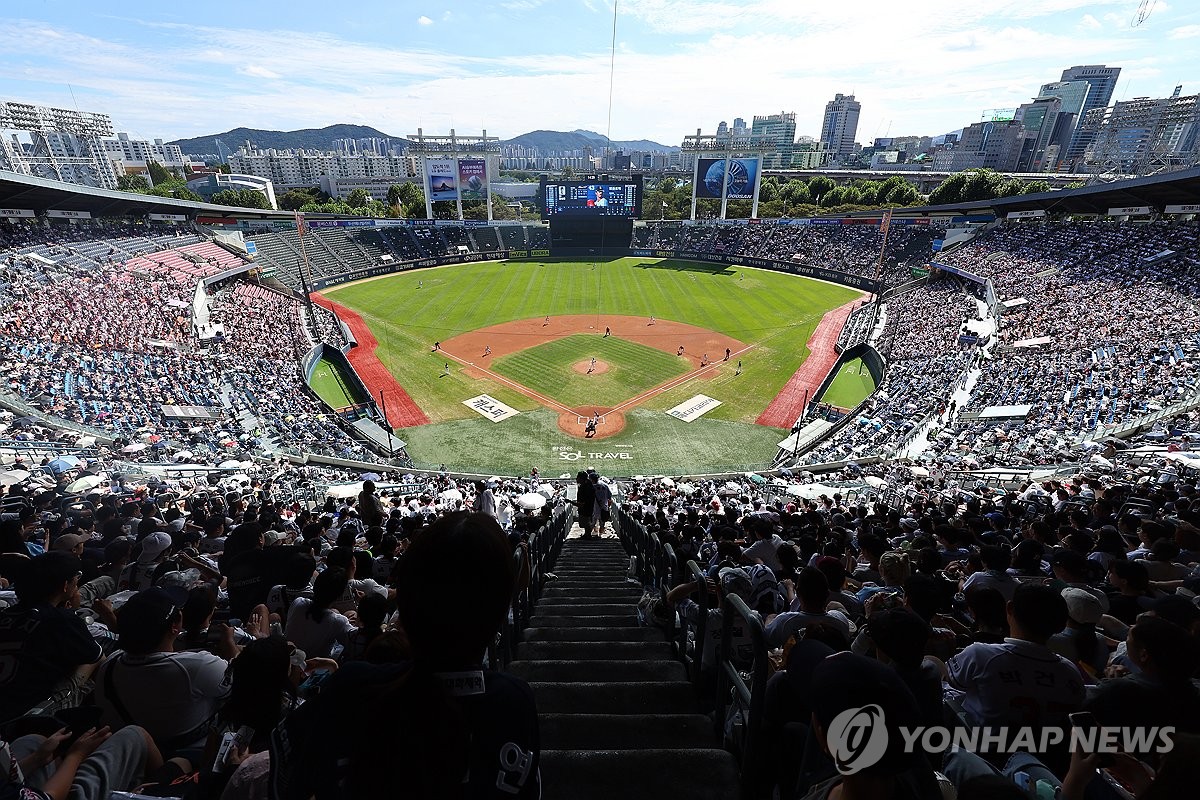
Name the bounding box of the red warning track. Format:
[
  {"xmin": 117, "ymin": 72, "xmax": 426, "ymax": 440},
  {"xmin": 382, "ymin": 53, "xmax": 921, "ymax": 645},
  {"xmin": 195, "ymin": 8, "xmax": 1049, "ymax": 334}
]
[
  {"xmin": 756, "ymin": 297, "xmax": 867, "ymax": 428},
  {"xmin": 310, "ymin": 293, "xmax": 429, "ymax": 428}
]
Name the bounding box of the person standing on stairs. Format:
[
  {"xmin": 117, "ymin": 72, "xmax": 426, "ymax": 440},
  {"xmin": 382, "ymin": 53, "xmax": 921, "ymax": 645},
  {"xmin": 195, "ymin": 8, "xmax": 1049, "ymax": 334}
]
[
  {"xmin": 571, "ymin": 471, "xmax": 597, "ymax": 538},
  {"xmin": 590, "ymin": 471, "xmax": 613, "ymax": 537}
]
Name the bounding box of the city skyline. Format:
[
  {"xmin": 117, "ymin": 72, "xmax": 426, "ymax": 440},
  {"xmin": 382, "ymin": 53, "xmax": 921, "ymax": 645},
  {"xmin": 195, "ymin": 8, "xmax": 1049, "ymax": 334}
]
[{"xmin": 0, "ymin": 1, "xmax": 1198, "ymax": 147}]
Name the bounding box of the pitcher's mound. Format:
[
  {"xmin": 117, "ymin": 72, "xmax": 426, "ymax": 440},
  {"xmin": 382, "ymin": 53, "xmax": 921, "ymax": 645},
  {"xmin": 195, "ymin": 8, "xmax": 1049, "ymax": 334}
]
[{"xmin": 572, "ymin": 359, "xmax": 610, "ymax": 375}]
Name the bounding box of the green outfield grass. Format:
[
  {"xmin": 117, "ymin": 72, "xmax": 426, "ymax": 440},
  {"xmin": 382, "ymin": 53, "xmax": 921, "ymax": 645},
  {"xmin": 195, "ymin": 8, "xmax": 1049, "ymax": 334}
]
[
  {"xmin": 325, "ymin": 257, "xmax": 860, "ymax": 473},
  {"xmin": 490, "ymin": 334, "xmax": 690, "ymax": 407},
  {"xmin": 308, "ymin": 357, "xmax": 362, "ymax": 410},
  {"xmin": 823, "ymin": 358, "xmax": 876, "ymax": 409}
]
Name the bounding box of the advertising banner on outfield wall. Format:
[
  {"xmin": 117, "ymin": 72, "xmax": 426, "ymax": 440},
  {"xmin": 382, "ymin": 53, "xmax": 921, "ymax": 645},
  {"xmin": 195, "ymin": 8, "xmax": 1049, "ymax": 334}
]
[
  {"xmin": 427, "ymin": 159, "xmax": 458, "ymax": 202},
  {"xmin": 458, "ymin": 159, "xmax": 488, "ymax": 202}
]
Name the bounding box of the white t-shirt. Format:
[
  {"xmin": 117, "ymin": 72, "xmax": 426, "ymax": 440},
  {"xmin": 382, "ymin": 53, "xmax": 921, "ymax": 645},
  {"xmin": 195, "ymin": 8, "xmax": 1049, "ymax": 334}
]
[
  {"xmin": 742, "ymin": 535, "xmax": 784, "ymax": 572},
  {"xmin": 197, "ymin": 535, "xmax": 226, "ymax": 555},
  {"xmin": 95, "ymin": 650, "xmax": 231, "ymax": 749},
  {"xmin": 285, "ymin": 597, "xmax": 355, "ymax": 658},
  {"xmin": 962, "ymin": 569, "xmax": 1018, "ymax": 601},
  {"xmin": 946, "ymin": 637, "xmax": 1085, "ymax": 729},
  {"xmin": 764, "ymin": 609, "xmax": 852, "ymax": 648}
]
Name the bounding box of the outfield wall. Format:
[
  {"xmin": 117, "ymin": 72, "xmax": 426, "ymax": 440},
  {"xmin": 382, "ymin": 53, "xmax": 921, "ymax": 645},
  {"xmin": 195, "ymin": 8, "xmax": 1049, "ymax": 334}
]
[
  {"xmin": 302, "ymin": 343, "xmax": 374, "ymax": 409},
  {"xmin": 310, "ymin": 247, "xmax": 880, "ymax": 294}
]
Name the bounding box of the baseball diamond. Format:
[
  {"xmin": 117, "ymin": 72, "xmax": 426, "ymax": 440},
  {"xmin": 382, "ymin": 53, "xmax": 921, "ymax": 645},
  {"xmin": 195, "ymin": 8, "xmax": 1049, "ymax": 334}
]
[{"xmin": 320, "ymin": 257, "xmax": 863, "ymax": 475}]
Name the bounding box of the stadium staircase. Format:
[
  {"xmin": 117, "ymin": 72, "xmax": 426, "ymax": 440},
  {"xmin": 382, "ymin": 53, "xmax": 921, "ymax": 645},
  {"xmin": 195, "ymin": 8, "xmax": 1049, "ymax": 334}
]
[{"xmin": 509, "ymin": 531, "xmax": 740, "ymax": 799}]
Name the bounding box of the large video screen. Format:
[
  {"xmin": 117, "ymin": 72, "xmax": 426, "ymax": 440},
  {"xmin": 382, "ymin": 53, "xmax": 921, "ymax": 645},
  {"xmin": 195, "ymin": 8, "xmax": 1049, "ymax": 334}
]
[{"xmin": 541, "ymin": 177, "xmax": 643, "ymax": 219}]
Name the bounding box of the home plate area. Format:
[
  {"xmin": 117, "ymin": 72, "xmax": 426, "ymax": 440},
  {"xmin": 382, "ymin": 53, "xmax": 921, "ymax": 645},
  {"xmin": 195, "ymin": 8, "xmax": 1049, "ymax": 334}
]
[{"xmin": 562, "ymin": 406, "xmax": 624, "ymax": 439}]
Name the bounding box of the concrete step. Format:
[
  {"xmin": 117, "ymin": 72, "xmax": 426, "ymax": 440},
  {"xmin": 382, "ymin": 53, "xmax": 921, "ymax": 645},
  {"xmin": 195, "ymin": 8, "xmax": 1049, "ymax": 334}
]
[
  {"xmin": 529, "ymin": 614, "xmax": 638, "ymax": 628},
  {"xmin": 516, "ymin": 640, "xmax": 674, "ymax": 661},
  {"xmin": 530, "ymin": 681, "xmax": 697, "ymax": 714},
  {"xmin": 539, "ymin": 749, "xmax": 739, "ymax": 800},
  {"xmin": 540, "ymin": 714, "xmax": 715, "ymax": 753},
  {"xmin": 542, "ymin": 587, "xmax": 642, "ymax": 600},
  {"xmin": 551, "ymin": 567, "xmax": 629, "ymax": 576},
  {"xmin": 534, "ymin": 604, "xmax": 633, "ymax": 616},
  {"xmin": 546, "ymin": 579, "xmax": 635, "ymax": 589},
  {"xmin": 534, "ymin": 595, "xmax": 637, "ymax": 607},
  {"xmin": 508, "ymin": 659, "xmax": 687, "ymax": 682},
  {"xmin": 539, "ymin": 713, "xmax": 716, "ymax": 750},
  {"xmin": 523, "ymin": 626, "xmax": 663, "ymax": 643}
]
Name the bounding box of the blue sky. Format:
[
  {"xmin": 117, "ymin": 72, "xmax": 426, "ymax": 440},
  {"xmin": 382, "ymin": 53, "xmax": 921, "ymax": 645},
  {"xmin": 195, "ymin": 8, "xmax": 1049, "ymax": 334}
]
[{"xmin": 1, "ymin": 0, "xmax": 1197, "ymax": 146}]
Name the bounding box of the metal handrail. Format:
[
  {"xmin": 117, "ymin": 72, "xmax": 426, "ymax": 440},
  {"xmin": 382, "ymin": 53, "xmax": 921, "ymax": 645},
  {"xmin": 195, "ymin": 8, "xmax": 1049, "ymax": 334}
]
[
  {"xmin": 494, "ymin": 506, "xmax": 571, "ymax": 669},
  {"xmin": 683, "ymin": 559, "xmax": 709, "ymax": 687},
  {"xmin": 715, "ymin": 593, "xmax": 769, "ymax": 799}
]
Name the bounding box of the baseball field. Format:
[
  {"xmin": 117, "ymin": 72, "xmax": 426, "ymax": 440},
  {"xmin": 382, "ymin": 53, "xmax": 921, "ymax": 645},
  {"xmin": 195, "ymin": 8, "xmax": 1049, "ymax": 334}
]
[{"xmin": 318, "ymin": 257, "xmax": 862, "ymax": 476}]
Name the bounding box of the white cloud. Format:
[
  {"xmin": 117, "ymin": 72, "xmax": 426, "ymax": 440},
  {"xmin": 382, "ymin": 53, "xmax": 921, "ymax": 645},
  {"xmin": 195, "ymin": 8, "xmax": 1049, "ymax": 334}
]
[
  {"xmin": 0, "ymin": 3, "xmax": 1193, "ymax": 146},
  {"xmin": 1079, "ymin": 14, "xmax": 1101, "ymax": 29},
  {"xmin": 417, "ymin": 15, "xmax": 434, "ymax": 26},
  {"xmin": 238, "ymin": 64, "xmax": 281, "ymax": 79},
  {"xmin": 1169, "ymin": 24, "xmax": 1200, "ymax": 39}
]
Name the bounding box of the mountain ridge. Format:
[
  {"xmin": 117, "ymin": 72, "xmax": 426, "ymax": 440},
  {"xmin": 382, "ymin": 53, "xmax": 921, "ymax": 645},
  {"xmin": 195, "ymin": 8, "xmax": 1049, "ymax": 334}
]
[{"xmin": 170, "ymin": 125, "xmax": 677, "ymax": 157}]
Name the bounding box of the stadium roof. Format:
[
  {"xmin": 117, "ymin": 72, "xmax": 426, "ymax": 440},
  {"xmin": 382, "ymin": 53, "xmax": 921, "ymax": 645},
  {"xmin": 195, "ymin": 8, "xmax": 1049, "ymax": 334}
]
[
  {"xmin": 887, "ymin": 166, "xmax": 1200, "ymax": 217},
  {"xmin": 0, "ymin": 170, "xmax": 294, "ymax": 220}
]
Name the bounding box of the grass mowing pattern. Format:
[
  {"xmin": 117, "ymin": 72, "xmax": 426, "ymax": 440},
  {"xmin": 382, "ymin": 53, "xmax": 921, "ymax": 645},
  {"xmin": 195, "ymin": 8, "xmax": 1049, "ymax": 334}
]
[
  {"xmin": 823, "ymin": 358, "xmax": 876, "ymax": 409},
  {"xmin": 399, "ymin": 408, "xmax": 790, "ymax": 477},
  {"xmin": 490, "ymin": 334, "xmax": 690, "ymax": 408},
  {"xmin": 308, "ymin": 358, "xmax": 361, "ymax": 410},
  {"xmin": 325, "ymin": 257, "xmax": 860, "ymax": 472}
]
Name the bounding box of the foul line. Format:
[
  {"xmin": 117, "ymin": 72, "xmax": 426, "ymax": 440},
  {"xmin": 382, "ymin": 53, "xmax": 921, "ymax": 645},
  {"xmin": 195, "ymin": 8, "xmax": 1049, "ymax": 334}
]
[
  {"xmin": 440, "ymin": 349, "xmax": 575, "ymax": 414},
  {"xmin": 609, "ymin": 343, "xmax": 757, "ymax": 414}
]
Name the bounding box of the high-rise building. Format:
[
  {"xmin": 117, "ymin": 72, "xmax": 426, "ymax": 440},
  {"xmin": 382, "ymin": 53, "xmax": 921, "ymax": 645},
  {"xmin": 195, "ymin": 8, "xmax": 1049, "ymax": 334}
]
[
  {"xmin": 101, "ymin": 133, "xmax": 192, "ymax": 178},
  {"xmin": 732, "ymin": 118, "xmax": 747, "ymax": 138},
  {"xmin": 819, "ymin": 93, "xmax": 861, "ymax": 165},
  {"xmin": 1057, "ymin": 65, "xmax": 1121, "ymax": 163},
  {"xmin": 1014, "ymin": 97, "xmax": 1075, "ymax": 172},
  {"xmin": 931, "ymin": 120, "xmax": 1027, "ymax": 172},
  {"xmin": 214, "ymin": 138, "xmax": 231, "ymax": 164},
  {"xmin": 751, "ymin": 111, "xmax": 797, "ymax": 169}
]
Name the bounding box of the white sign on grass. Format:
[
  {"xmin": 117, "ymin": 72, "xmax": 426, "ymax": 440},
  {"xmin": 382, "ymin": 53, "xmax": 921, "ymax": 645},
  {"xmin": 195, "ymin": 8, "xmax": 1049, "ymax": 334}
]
[
  {"xmin": 667, "ymin": 394, "xmax": 722, "ymax": 422},
  {"xmin": 463, "ymin": 394, "xmax": 520, "ymax": 423}
]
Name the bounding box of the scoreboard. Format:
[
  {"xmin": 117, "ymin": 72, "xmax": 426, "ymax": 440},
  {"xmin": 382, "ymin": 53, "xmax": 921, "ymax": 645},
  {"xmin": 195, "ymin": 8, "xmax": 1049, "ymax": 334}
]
[{"xmin": 541, "ymin": 177, "xmax": 643, "ymax": 219}]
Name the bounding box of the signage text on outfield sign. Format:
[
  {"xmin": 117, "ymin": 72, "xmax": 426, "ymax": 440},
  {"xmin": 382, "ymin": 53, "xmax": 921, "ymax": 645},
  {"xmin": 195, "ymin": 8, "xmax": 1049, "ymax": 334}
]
[
  {"xmin": 666, "ymin": 394, "xmax": 722, "ymax": 422},
  {"xmin": 46, "ymin": 209, "xmax": 92, "ymax": 219},
  {"xmin": 149, "ymin": 213, "xmax": 188, "ymax": 222},
  {"xmin": 1165, "ymin": 205, "xmax": 1200, "ymax": 214},
  {"xmin": 462, "ymin": 394, "xmax": 520, "ymax": 423},
  {"xmin": 1006, "ymin": 210, "xmax": 1046, "ymax": 219},
  {"xmin": 0, "ymin": 209, "xmax": 35, "ymax": 218},
  {"xmin": 1107, "ymin": 206, "xmax": 1152, "ymax": 216}
]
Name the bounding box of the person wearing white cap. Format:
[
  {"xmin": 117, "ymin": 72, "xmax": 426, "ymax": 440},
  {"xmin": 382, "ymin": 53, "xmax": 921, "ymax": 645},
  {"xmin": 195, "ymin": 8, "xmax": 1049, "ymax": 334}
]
[
  {"xmin": 1048, "ymin": 587, "xmax": 1110, "ymax": 678},
  {"xmin": 118, "ymin": 532, "xmax": 173, "ymax": 592}
]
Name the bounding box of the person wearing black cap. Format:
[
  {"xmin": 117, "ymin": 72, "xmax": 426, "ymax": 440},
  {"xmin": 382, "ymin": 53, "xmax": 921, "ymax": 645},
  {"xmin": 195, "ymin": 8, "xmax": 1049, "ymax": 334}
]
[
  {"xmin": 93, "ymin": 586, "xmax": 232, "ymax": 758},
  {"xmin": 0, "ymin": 551, "xmax": 103, "ymax": 721}
]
